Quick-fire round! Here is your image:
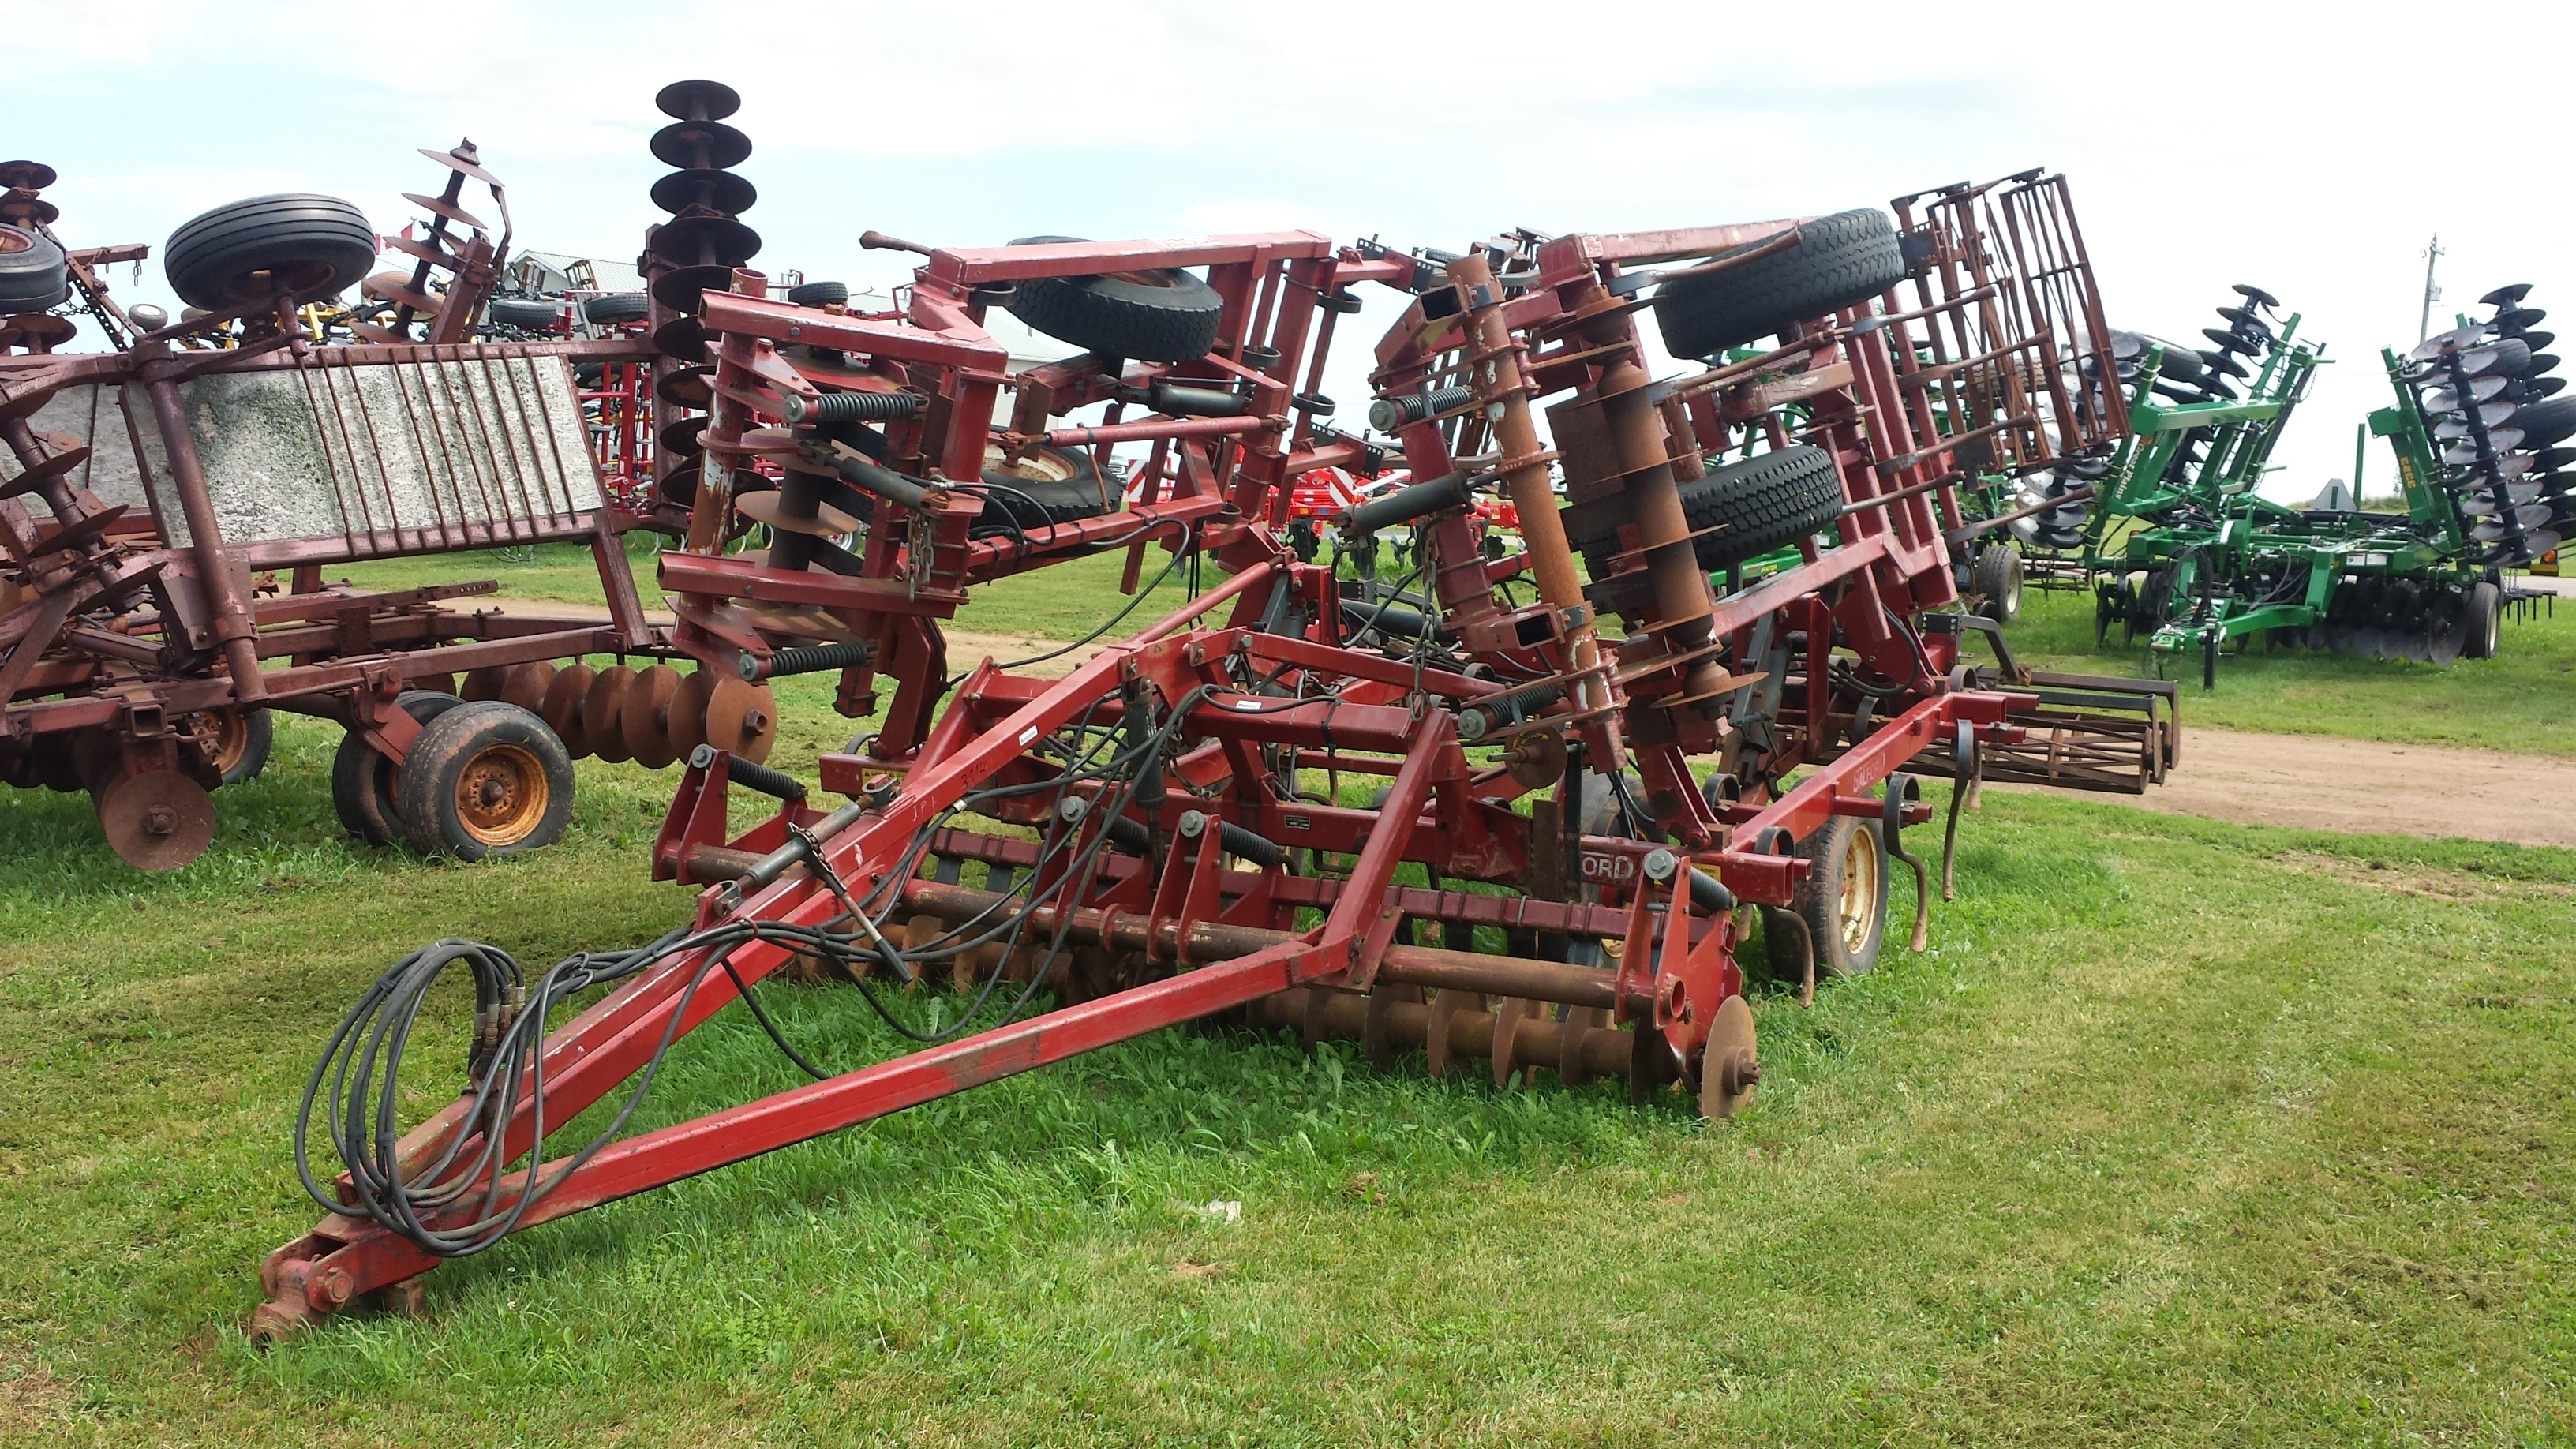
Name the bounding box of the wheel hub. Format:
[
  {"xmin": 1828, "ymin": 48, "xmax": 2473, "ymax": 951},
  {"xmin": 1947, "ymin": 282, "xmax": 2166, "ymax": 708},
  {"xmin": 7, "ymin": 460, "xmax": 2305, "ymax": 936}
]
[{"xmin": 455, "ymin": 743, "xmax": 548, "ymax": 845}]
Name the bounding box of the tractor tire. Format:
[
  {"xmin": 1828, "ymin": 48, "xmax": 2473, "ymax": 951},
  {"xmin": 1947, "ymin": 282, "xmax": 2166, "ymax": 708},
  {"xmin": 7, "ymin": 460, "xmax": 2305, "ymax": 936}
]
[
  {"xmin": 330, "ymin": 690, "xmax": 468, "ymax": 847},
  {"xmin": 786, "ymin": 279, "xmax": 849, "ymax": 308},
  {"xmin": 394, "ymin": 702, "xmax": 577, "ymax": 861},
  {"xmin": 0, "ymin": 224, "xmax": 69, "ymax": 313},
  {"xmin": 2462, "ymin": 580, "xmax": 2502, "ymax": 659},
  {"xmin": 2145, "ymin": 338, "xmax": 2206, "ymax": 383},
  {"xmin": 485, "ymin": 298, "xmax": 561, "ymax": 331},
  {"xmin": 164, "ymin": 193, "xmax": 378, "ymax": 312},
  {"xmin": 583, "ymin": 291, "xmax": 650, "ymax": 325},
  {"xmin": 1972, "ymin": 540, "xmax": 2024, "ymax": 623},
  {"xmin": 1573, "ymin": 445, "xmax": 1843, "ymax": 579},
  {"xmin": 2504, "ymin": 395, "xmax": 2576, "ymax": 450},
  {"xmin": 978, "ymin": 444, "xmax": 1115, "ymax": 529},
  {"xmin": 1789, "ymin": 815, "xmax": 1886, "ymax": 979},
  {"xmin": 1651, "ymin": 208, "xmax": 1904, "ymax": 360},
  {"xmin": 1003, "ymin": 236, "xmax": 1226, "ymax": 362}
]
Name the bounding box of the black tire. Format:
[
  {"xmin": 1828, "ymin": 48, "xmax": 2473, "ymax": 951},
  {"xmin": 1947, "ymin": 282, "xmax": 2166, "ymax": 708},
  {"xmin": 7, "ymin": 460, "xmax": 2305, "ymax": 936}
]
[
  {"xmin": 2505, "ymin": 396, "xmax": 2576, "ymax": 450},
  {"xmin": 1574, "ymin": 446, "xmax": 1843, "ymax": 579},
  {"xmin": 330, "ymin": 691, "xmax": 466, "ymax": 847},
  {"xmin": 978, "ymin": 444, "xmax": 1114, "ymax": 529},
  {"xmin": 1789, "ymin": 815, "xmax": 1886, "ymax": 979},
  {"xmin": 0, "ymin": 224, "xmax": 69, "ymax": 313},
  {"xmin": 164, "ymin": 193, "xmax": 378, "ymax": 311},
  {"xmin": 393, "ymin": 702, "xmax": 577, "ymax": 860},
  {"xmin": 583, "ymin": 291, "xmax": 650, "ymax": 325},
  {"xmin": 786, "ymin": 279, "xmax": 849, "ymax": 308},
  {"xmin": 1652, "ymin": 208, "xmax": 1904, "ymax": 360},
  {"xmin": 2144, "ymin": 337, "xmax": 2206, "ymax": 383},
  {"xmin": 1003, "ymin": 236, "xmax": 1226, "ymax": 362},
  {"xmin": 207, "ymin": 706, "xmax": 274, "ymax": 788},
  {"xmin": 2463, "ymin": 581, "xmax": 2502, "ymax": 659},
  {"xmin": 1973, "ymin": 540, "xmax": 2024, "ymax": 623},
  {"xmin": 485, "ymin": 298, "xmax": 561, "ymax": 331}
]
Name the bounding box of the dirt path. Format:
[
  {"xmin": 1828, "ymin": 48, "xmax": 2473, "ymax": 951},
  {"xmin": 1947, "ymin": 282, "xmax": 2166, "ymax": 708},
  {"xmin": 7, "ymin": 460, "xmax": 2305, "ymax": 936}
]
[
  {"xmin": 479, "ymin": 597, "xmax": 2571, "ymax": 847},
  {"xmin": 2016, "ymin": 728, "xmax": 2576, "ymax": 849}
]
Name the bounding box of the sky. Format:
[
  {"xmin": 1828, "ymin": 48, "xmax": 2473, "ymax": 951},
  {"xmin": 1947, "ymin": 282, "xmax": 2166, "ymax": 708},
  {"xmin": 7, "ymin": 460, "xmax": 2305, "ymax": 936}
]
[{"xmin": 13, "ymin": 0, "xmax": 2560, "ymax": 500}]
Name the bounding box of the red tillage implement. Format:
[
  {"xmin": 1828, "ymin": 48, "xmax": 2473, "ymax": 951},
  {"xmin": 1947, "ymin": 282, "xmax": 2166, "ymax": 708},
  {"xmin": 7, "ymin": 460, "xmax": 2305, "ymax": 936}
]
[{"xmin": 253, "ymin": 86, "xmax": 2173, "ymax": 1339}]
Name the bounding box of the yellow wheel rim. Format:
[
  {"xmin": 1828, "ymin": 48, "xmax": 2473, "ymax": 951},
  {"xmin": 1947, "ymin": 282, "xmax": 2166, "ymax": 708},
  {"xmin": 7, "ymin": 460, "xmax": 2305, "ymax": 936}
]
[
  {"xmin": 453, "ymin": 743, "xmax": 549, "ymax": 846},
  {"xmin": 1837, "ymin": 826, "xmax": 1881, "ymax": 956},
  {"xmin": 208, "ymin": 710, "xmax": 250, "ymax": 776}
]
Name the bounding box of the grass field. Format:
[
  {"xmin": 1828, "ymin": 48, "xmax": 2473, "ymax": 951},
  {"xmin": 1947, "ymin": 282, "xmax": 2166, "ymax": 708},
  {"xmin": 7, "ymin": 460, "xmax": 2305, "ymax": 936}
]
[
  {"xmin": 1998, "ymin": 582, "xmax": 2576, "ymax": 757},
  {"xmin": 11, "ymin": 538, "xmax": 2564, "ymax": 1441},
  {"xmin": 4, "ymin": 704, "xmax": 2574, "ymax": 1441}
]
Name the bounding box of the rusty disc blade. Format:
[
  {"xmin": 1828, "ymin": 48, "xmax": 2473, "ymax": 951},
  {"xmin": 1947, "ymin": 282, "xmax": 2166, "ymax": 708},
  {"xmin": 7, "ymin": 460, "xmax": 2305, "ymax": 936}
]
[
  {"xmin": 702, "ymin": 675, "xmax": 777, "ymax": 764},
  {"xmin": 417, "ymin": 147, "xmax": 504, "ymax": 188},
  {"xmin": 92, "ymin": 767, "xmax": 215, "ymax": 871},
  {"xmin": 461, "ymin": 665, "xmax": 510, "ymax": 702},
  {"xmin": 659, "ymin": 415, "xmax": 710, "ymax": 459},
  {"xmin": 736, "ymin": 489, "xmax": 861, "ymax": 537},
  {"xmin": 1501, "ymin": 730, "xmax": 1567, "ymax": 791},
  {"xmin": 583, "ymin": 665, "xmax": 638, "ymax": 764},
  {"xmin": 540, "ymin": 662, "xmax": 598, "ymax": 758},
  {"xmin": 620, "ymin": 663, "xmax": 685, "ymax": 769},
  {"xmin": 402, "ymin": 192, "xmax": 487, "ymax": 232},
  {"xmin": 499, "ymin": 661, "xmax": 557, "ymax": 713},
  {"xmin": 669, "ymin": 668, "xmax": 717, "ymax": 759},
  {"xmin": 0, "ymin": 160, "xmax": 58, "ymax": 190},
  {"xmin": 656, "ymin": 365, "xmax": 714, "ymax": 410},
  {"xmin": 653, "ymin": 316, "xmax": 709, "ymax": 365},
  {"xmin": 1696, "ymin": 993, "xmax": 1758, "ymax": 1118}
]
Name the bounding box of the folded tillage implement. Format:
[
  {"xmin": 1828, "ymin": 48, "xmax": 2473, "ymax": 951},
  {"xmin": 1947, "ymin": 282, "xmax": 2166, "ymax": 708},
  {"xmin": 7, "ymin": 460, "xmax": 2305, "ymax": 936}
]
[
  {"xmin": 252, "ymin": 88, "xmax": 2176, "ymax": 1339},
  {"xmin": 0, "ymin": 145, "xmax": 698, "ymax": 868},
  {"xmin": 2014, "ymin": 285, "xmax": 2542, "ymax": 683}
]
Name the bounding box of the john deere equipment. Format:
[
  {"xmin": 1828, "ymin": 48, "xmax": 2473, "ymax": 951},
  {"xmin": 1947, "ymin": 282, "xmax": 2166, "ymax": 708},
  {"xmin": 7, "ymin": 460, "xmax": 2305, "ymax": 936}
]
[{"xmin": 2005, "ymin": 285, "xmax": 2540, "ymax": 684}]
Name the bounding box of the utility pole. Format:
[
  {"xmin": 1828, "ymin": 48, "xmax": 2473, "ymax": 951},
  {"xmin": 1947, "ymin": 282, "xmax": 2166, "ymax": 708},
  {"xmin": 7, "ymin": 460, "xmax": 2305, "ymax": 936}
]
[{"xmin": 2418, "ymin": 234, "xmax": 2445, "ymax": 343}]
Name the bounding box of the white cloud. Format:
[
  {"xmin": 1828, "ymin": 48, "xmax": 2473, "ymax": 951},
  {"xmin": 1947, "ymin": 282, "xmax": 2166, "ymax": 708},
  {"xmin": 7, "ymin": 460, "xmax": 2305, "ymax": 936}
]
[{"xmin": 15, "ymin": 0, "xmax": 2574, "ymax": 496}]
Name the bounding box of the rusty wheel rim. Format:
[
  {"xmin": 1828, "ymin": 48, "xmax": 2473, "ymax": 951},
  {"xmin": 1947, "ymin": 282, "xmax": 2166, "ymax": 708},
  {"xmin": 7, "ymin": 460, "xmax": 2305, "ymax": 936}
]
[
  {"xmin": 1837, "ymin": 825, "xmax": 1881, "ymax": 957},
  {"xmin": 453, "ymin": 743, "xmax": 549, "ymax": 847},
  {"xmin": 207, "ymin": 710, "xmax": 251, "ymax": 776}
]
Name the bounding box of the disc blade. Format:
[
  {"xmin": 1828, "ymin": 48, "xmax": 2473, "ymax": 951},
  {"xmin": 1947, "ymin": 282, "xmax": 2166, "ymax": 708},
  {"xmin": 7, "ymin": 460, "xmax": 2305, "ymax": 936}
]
[
  {"xmin": 2480, "ymin": 283, "xmax": 2534, "ymax": 308},
  {"xmin": 655, "ymin": 77, "xmax": 743, "ymax": 122},
  {"xmin": 2233, "ymin": 283, "xmax": 2282, "ymax": 308},
  {"xmin": 2411, "ymin": 324, "xmax": 2488, "ymax": 361},
  {"xmin": 2424, "ymin": 375, "xmax": 2510, "ymax": 410},
  {"xmin": 650, "ymin": 167, "xmax": 758, "ymax": 219}
]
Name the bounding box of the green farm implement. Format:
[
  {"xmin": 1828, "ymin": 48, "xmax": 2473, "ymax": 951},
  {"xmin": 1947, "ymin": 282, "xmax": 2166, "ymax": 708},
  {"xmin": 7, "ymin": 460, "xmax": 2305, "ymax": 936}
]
[{"xmin": 2011, "ymin": 286, "xmax": 2547, "ymax": 684}]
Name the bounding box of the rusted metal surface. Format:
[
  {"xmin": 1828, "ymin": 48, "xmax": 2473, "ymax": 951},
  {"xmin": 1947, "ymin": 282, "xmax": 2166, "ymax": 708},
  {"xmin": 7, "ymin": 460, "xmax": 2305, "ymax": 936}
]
[
  {"xmin": 0, "ymin": 156, "xmax": 672, "ymax": 869},
  {"xmin": 251, "ymin": 82, "xmax": 2176, "ymax": 1341}
]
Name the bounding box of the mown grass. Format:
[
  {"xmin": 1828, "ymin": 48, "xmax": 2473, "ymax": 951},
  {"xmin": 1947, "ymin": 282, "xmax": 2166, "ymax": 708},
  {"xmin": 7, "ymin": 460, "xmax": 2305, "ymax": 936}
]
[
  {"xmin": 3, "ymin": 735, "xmax": 2572, "ymax": 1443},
  {"xmin": 1997, "ymin": 582, "xmax": 2576, "ymax": 756}
]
